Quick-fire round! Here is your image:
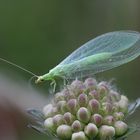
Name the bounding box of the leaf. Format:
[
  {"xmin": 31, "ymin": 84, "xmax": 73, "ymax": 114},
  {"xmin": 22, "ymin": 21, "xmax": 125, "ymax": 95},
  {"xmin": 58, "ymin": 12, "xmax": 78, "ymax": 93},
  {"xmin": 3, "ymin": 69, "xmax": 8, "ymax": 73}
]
[
  {"xmin": 28, "ymin": 124, "xmax": 46, "ymax": 134},
  {"xmin": 128, "ymin": 98, "xmax": 140, "ymax": 116},
  {"xmin": 27, "ymin": 108, "xmax": 45, "ymax": 122}
]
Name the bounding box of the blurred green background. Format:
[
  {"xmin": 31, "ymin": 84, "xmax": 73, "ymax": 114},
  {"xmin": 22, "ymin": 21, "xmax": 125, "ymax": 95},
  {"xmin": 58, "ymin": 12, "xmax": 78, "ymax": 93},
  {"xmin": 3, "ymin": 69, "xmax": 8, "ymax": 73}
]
[{"xmin": 0, "ymin": 0, "xmax": 140, "ymax": 140}]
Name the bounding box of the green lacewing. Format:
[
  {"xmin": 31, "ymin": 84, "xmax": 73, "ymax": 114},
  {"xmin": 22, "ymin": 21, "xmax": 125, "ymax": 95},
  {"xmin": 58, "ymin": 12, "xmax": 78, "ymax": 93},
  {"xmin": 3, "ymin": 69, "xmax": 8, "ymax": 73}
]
[
  {"xmin": 1, "ymin": 31, "xmax": 140, "ymax": 85},
  {"xmin": 36, "ymin": 31, "xmax": 140, "ymax": 84}
]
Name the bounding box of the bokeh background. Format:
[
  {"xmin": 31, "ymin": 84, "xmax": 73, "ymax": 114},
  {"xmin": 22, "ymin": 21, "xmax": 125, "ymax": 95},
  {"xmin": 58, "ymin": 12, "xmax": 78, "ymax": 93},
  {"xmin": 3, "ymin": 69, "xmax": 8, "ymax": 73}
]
[{"xmin": 0, "ymin": 0, "xmax": 140, "ymax": 140}]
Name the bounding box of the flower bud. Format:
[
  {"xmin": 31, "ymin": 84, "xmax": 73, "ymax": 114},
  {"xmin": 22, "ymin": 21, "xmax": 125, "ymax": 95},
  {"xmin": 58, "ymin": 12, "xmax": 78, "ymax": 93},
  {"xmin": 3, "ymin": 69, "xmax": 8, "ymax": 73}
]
[
  {"xmin": 114, "ymin": 121, "xmax": 128, "ymax": 136},
  {"xmin": 118, "ymin": 95, "xmax": 129, "ymax": 113},
  {"xmin": 62, "ymin": 88, "xmax": 76, "ymax": 100},
  {"xmin": 84, "ymin": 78, "xmax": 97, "ymax": 90},
  {"xmin": 98, "ymin": 81, "xmax": 109, "ymax": 90},
  {"xmin": 97, "ymin": 82, "xmax": 109, "ymax": 99},
  {"xmin": 84, "ymin": 123, "xmax": 98, "ymax": 138},
  {"xmin": 53, "ymin": 114, "xmax": 64, "ymax": 127},
  {"xmin": 109, "ymin": 90, "xmax": 121, "ymax": 102},
  {"xmin": 103, "ymin": 115, "xmax": 115, "ymax": 126},
  {"xmin": 67, "ymin": 99, "xmax": 79, "ymax": 114},
  {"xmin": 54, "ymin": 92, "xmax": 65, "ymax": 102},
  {"xmin": 42, "ymin": 77, "xmax": 130, "ymax": 140},
  {"xmin": 43, "ymin": 104, "xmax": 57, "ymax": 118},
  {"xmin": 71, "ymin": 79, "xmax": 85, "ymax": 95},
  {"xmin": 78, "ymin": 94, "xmax": 88, "ymax": 107},
  {"xmin": 102, "ymin": 102, "xmax": 113, "ymax": 115},
  {"xmin": 88, "ymin": 99, "xmax": 100, "ymax": 113},
  {"xmin": 90, "ymin": 114, "xmax": 103, "ymax": 127},
  {"xmin": 99, "ymin": 125, "xmax": 115, "ymax": 140},
  {"xmin": 44, "ymin": 117, "xmax": 56, "ymax": 132},
  {"xmin": 63, "ymin": 112, "xmax": 75, "ymax": 125},
  {"xmin": 57, "ymin": 101, "xmax": 68, "ymax": 114},
  {"xmin": 113, "ymin": 112, "xmax": 124, "ymax": 121},
  {"xmin": 88, "ymin": 90, "xmax": 99, "ymax": 100},
  {"xmin": 43, "ymin": 104, "xmax": 53, "ymax": 114},
  {"xmin": 72, "ymin": 120, "xmax": 84, "ymax": 132},
  {"xmin": 56, "ymin": 125, "xmax": 72, "ymax": 139},
  {"xmin": 77, "ymin": 107, "xmax": 91, "ymax": 123},
  {"xmin": 72, "ymin": 131, "xmax": 88, "ymax": 140}
]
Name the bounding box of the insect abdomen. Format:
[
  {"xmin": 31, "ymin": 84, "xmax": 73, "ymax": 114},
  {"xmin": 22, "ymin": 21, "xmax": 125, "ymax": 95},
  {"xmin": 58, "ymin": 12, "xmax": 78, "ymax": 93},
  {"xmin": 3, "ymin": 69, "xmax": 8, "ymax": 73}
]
[{"xmin": 51, "ymin": 52, "xmax": 112, "ymax": 77}]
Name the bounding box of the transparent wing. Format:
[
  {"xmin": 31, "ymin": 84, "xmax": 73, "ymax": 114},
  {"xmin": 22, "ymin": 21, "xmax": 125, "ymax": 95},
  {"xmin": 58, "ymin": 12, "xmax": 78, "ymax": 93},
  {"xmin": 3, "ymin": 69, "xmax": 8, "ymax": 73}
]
[
  {"xmin": 59, "ymin": 31, "xmax": 140, "ymax": 66},
  {"xmin": 58, "ymin": 37, "xmax": 140, "ymax": 78},
  {"xmin": 55, "ymin": 31, "xmax": 140, "ymax": 78}
]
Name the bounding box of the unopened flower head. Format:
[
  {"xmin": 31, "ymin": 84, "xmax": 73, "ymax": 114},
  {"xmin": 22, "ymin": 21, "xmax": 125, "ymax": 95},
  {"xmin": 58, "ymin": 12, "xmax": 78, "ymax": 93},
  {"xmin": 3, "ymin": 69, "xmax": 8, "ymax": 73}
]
[{"xmin": 28, "ymin": 77, "xmax": 140, "ymax": 140}]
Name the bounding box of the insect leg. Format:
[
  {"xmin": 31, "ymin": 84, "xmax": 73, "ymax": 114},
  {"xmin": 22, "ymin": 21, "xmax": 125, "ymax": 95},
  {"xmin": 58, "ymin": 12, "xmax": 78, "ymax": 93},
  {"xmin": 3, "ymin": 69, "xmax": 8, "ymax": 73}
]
[{"xmin": 50, "ymin": 79, "xmax": 56, "ymax": 93}]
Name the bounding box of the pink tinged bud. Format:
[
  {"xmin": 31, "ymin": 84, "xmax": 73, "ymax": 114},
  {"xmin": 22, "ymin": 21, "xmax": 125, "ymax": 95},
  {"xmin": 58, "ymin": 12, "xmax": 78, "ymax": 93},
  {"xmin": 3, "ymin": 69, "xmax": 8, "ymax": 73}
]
[
  {"xmin": 84, "ymin": 78, "xmax": 97, "ymax": 90},
  {"xmin": 103, "ymin": 115, "xmax": 115, "ymax": 126},
  {"xmin": 66, "ymin": 92, "xmax": 76, "ymax": 101},
  {"xmin": 90, "ymin": 114, "xmax": 103, "ymax": 127},
  {"xmin": 54, "ymin": 92, "xmax": 65, "ymax": 102},
  {"xmin": 71, "ymin": 120, "xmax": 84, "ymax": 132},
  {"xmin": 84, "ymin": 123, "xmax": 98, "ymax": 138},
  {"xmin": 56, "ymin": 125, "xmax": 72, "ymax": 139},
  {"xmin": 118, "ymin": 95, "xmax": 129, "ymax": 113},
  {"xmin": 77, "ymin": 107, "xmax": 91, "ymax": 123},
  {"xmin": 67, "ymin": 99, "xmax": 79, "ymax": 115},
  {"xmin": 113, "ymin": 112, "xmax": 124, "ymax": 121},
  {"xmin": 63, "ymin": 112, "xmax": 75, "ymax": 125},
  {"xmin": 43, "ymin": 104, "xmax": 57, "ymax": 118},
  {"xmin": 97, "ymin": 84, "xmax": 108, "ymax": 98},
  {"xmin": 88, "ymin": 99, "xmax": 100, "ymax": 113},
  {"xmin": 72, "ymin": 131, "xmax": 88, "ymax": 140},
  {"xmin": 78, "ymin": 94, "xmax": 88, "ymax": 107},
  {"xmin": 99, "ymin": 125, "xmax": 115, "ymax": 140},
  {"xmin": 53, "ymin": 114, "xmax": 64, "ymax": 127},
  {"xmin": 44, "ymin": 117, "xmax": 56, "ymax": 132},
  {"xmin": 98, "ymin": 81, "xmax": 109, "ymax": 91},
  {"xmin": 62, "ymin": 88, "xmax": 76, "ymax": 100},
  {"xmin": 88, "ymin": 90, "xmax": 99, "ymax": 100},
  {"xmin": 102, "ymin": 102, "xmax": 113, "ymax": 115},
  {"xmin": 109, "ymin": 90, "xmax": 121, "ymax": 102},
  {"xmin": 114, "ymin": 121, "xmax": 128, "ymax": 136},
  {"xmin": 71, "ymin": 79, "xmax": 85, "ymax": 95},
  {"xmin": 57, "ymin": 101, "xmax": 68, "ymax": 114}
]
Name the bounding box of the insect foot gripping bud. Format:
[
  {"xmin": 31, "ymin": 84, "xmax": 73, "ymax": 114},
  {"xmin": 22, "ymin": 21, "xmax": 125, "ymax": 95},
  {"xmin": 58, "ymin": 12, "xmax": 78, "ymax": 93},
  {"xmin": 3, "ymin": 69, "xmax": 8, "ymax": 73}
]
[{"xmin": 28, "ymin": 77, "xmax": 140, "ymax": 140}]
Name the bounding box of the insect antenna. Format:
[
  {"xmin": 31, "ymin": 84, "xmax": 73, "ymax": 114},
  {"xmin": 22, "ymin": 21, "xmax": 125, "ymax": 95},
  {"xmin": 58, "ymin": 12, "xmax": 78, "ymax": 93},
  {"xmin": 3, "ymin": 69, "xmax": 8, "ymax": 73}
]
[{"xmin": 0, "ymin": 57, "xmax": 38, "ymax": 77}]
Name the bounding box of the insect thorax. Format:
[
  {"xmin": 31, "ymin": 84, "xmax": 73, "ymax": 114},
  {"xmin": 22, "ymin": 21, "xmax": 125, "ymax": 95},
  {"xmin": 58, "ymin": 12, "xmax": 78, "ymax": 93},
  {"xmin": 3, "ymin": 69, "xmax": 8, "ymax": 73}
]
[{"xmin": 49, "ymin": 65, "xmax": 66, "ymax": 78}]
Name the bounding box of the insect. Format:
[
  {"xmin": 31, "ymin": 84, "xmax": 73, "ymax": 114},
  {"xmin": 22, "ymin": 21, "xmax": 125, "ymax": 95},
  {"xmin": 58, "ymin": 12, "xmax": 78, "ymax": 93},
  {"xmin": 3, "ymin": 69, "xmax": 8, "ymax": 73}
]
[
  {"xmin": 35, "ymin": 31, "xmax": 140, "ymax": 84},
  {"xmin": 1, "ymin": 31, "xmax": 140, "ymax": 87}
]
